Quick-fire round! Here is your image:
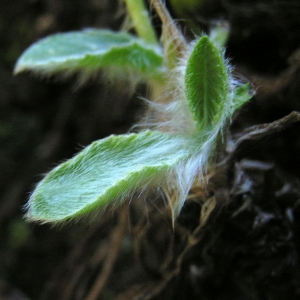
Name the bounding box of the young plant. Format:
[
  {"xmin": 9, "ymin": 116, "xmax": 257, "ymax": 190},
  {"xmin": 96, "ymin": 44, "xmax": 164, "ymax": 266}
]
[{"xmin": 15, "ymin": 0, "xmax": 252, "ymax": 223}]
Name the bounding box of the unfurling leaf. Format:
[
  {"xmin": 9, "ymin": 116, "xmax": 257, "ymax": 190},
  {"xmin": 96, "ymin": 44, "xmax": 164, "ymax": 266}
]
[
  {"xmin": 27, "ymin": 131, "xmax": 196, "ymax": 223},
  {"xmin": 184, "ymin": 35, "xmax": 228, "ymax": 131},
  {"xmin": 232, "ymin": 83, "xmax": 253, "ymax": 110},
  {"xmin": 15, "ymin": 29, "xmax": 164, "ymax": 82}
]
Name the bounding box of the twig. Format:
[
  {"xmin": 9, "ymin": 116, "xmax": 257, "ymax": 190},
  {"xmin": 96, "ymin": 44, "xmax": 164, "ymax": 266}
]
[
  {"xmin": 85, "ymin": 206, "xmax": 128, "ymax": 300},
  {"xmin": 228, "ymin": 111, "xmax": 300, "ymax": 162}
]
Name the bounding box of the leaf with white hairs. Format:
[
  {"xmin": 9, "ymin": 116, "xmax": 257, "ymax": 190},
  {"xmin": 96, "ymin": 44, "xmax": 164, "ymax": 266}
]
[
  {"xmin": 184, "ymin": 35, "xmax": 228, "ymax": 131},
  {"xmin": 15, "ymin": 29, "xmax": 164, "ymax": 83},
  {"xmin": 26, "ymin": 130, "xmax": 199, "ymax": 223}
]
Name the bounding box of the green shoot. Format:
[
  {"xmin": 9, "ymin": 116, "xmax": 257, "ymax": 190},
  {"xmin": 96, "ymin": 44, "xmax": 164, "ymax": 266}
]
[{"xmin": 15, "ymin": 0, "xmax": 252, "ymax": 223}]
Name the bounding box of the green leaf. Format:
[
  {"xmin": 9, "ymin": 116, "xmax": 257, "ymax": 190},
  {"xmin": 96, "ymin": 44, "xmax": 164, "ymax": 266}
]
[
  {"xmin": 232, "ymin": 83, "xmax": 252, "ymax": 110},
  {"xmin": 27, "ymin": 131, "xmax": 194, "ymax": 223},
  {"xmin": 15, "ymin": 29, "xmax": 164, "ymax": 82},
  {"xmin": 184, "ymin": 35, "xmax": 228, "ymax": 131}
]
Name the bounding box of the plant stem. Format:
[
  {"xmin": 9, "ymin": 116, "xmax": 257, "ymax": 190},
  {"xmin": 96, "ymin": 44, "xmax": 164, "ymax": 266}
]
[
  {"xmin": 124, "ymin": 0, "xmax": 158, "ymax": 45},
  {"xmin": 151, "ymin": 0, "xmax": 187, "ymax": 69},
  {"xmin": 151, "ymin": 0, "xmax": 187, "ymax": 54}
]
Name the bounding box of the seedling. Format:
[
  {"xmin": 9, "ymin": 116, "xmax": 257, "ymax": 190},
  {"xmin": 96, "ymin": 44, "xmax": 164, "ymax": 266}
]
[{"xmin": 15, "ymin": 0, "xmax": 252, "ymax": 224}]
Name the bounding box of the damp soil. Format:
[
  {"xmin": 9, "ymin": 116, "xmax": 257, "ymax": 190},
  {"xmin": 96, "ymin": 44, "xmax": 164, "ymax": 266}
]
[{"xmin": 1, "ymin": 1, "xmax": 300, "ymax": 299}]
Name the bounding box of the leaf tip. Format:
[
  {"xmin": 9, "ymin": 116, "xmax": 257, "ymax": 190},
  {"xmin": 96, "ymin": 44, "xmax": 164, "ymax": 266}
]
[{"xmin": 13, "ymin": 62, "xmax": 24, "ymax": 75}]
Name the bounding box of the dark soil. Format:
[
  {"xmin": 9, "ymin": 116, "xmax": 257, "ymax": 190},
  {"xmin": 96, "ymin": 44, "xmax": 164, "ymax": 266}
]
[{"xmin": 1, "ymin": 0, "xmax": 300, "ymax": 299}]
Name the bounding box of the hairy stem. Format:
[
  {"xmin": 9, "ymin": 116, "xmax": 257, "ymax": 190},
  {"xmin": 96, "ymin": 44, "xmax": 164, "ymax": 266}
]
[{"xmin": 152, "ymin": 0, "xmax": 187, "ymax": 56}]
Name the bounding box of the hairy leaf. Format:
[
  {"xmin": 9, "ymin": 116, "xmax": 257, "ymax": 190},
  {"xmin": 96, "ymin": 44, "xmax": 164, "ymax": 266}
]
[
  {"xmin": 15, "ymin": 29, "xmax": 164, "ymax": 82},
  {"xmin": 27, "ymin": 131, "xmax": 195, "ymax": 222},
  {"xmin": 184, "ymin": 35, "xmax": 228, "ymax": 131},
  {"xmin": 232, "ymin": 83, "xmax": 252, "ymax": 110}
]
